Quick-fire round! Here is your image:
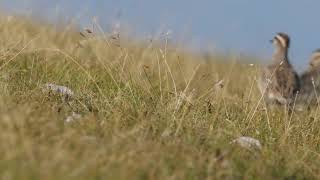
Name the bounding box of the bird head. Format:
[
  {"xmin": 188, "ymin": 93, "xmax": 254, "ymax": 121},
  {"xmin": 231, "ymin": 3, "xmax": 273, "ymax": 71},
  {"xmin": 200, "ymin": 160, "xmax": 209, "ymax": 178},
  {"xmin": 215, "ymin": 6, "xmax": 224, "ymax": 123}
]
[{"xmin": 270, "ymin": 32, "xmax": 290, "ymax": 49}]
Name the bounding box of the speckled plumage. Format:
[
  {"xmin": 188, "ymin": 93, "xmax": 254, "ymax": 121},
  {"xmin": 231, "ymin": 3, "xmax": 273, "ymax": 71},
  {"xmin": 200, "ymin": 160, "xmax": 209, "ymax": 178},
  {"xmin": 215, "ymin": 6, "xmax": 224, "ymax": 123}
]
[
  {"xmin": 297, "ymin": 49, "xmax": 320, "ymax": 106},
  {"xmin": 258, "ymin": 33, "xmax": 300, "ymax": 106}
]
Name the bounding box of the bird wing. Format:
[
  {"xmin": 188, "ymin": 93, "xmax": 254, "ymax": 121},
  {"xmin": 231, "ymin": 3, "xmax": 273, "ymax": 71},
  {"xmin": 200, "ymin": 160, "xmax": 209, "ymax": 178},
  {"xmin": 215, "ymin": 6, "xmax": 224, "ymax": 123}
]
[
  {"xmin": 273, "ymin": 65, "xmax": 300, "ymax": 99},
  {"xmin": 299, "ymin": 69, "xmax": 320, "ymax": 105}
]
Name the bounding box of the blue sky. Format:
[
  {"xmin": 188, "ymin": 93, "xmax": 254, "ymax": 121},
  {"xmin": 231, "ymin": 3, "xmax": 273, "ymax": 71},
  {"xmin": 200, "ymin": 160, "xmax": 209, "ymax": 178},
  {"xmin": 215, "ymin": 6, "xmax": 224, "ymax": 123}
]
[{"xmin": 1, "ymin": 0, "xmax": 320, "ymax": 71}]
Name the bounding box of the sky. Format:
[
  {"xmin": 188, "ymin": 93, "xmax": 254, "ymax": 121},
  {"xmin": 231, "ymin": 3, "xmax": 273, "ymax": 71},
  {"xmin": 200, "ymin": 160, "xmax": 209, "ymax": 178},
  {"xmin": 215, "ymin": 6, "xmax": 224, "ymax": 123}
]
[{"xmin": 1, "ymin": 0, "xmax": 320, "ymax": 71}]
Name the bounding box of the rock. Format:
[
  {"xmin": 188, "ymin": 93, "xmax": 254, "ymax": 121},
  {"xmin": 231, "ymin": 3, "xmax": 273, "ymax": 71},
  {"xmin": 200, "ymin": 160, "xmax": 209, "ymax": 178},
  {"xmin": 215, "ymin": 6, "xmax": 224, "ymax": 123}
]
[
  {"xmin": 65, "ymin": 112, "xmax": 82, "ymax": 123},
  {"xmin": 43, "ymin": 83, "xmax": 74, "ymax": 98},
  {"xmin": 232, "ymin": 136, "xmax": 262, "ymax": 151}
]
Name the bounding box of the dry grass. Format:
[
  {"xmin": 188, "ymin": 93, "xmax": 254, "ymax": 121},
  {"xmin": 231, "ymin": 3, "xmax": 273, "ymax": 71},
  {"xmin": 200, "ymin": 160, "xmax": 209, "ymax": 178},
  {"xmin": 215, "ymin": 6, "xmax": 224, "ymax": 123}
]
[{"xmin": 0, "ymin": 15, "xmax": 319, "ymax": 180}]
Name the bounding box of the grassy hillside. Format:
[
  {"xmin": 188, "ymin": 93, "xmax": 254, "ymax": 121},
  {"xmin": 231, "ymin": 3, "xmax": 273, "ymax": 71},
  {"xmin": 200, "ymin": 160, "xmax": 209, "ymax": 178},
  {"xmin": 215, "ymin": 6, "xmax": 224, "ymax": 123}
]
[{"xmin": 0, "ymin": 16, "xmax": 318, "ymax": 179}]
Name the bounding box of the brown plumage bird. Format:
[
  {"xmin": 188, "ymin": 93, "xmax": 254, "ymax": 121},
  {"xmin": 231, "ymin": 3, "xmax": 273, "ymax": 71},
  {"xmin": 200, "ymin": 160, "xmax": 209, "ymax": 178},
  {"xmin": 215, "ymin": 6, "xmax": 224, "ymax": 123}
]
[
  {"xmin": 258, "ymin": 32, "xmax": 300, "ymax": 106},
  {"xmin": 297, "ymin": 49, "xmax": 320, "ymax": 107}
]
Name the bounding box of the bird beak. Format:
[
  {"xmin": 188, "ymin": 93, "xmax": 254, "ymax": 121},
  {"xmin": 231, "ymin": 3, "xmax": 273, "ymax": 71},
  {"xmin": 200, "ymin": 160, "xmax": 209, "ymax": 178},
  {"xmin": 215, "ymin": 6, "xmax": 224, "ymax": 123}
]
[{"xmin": 269, "ymin": 39, "xmax": 274, "ymax": 43}]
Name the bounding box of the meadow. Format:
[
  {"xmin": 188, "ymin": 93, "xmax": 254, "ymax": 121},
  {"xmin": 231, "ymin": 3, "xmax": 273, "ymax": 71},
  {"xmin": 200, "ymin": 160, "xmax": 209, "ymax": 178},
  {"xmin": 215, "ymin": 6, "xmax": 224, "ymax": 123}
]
[{"xmin": 0, "ymin": 16, "xmax": 319, "ymax": 179}]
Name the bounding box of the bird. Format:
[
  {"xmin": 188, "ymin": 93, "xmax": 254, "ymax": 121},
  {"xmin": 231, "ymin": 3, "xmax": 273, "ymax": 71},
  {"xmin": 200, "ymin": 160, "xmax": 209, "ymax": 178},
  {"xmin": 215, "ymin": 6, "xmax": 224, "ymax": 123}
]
[
  {"xmin": 297, "ymin": 49, "xmax": 320, "ymax": 107},
  {"xmin": 258, "ymin": 32, "xmax": 300, "ymax": 106}
]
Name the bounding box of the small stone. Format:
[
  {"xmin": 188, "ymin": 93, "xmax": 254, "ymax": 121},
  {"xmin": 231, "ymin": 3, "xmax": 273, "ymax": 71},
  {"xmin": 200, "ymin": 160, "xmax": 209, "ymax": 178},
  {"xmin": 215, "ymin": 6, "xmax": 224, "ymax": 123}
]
[
  {"xmin": 65, "ymin": 112, "xmax": 82, "ymax": 123},
  {"xmin": 232, "ymin": 136, "xmax": 262, "ymax": 151},
  {"xmin": 43, "ymin": 83, "xmax": 74, "ymax": 97}
]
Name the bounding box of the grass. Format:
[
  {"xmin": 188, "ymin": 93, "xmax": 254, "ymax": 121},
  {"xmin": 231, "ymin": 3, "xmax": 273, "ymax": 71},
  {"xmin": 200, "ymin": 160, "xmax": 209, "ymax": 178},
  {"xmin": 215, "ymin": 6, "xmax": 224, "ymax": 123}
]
[{"xmin": 0, "ymin": 15, "xmax": 319, "ymax": 180}]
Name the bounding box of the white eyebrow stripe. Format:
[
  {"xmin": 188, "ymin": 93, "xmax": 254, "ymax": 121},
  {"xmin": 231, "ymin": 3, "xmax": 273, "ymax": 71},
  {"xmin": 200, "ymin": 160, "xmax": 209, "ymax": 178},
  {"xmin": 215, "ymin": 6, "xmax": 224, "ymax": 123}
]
[
  {"xmin": 311, "ymin": 52, "xmax": 320, "ymax": 60},
  {"xmin": 276, "ymin": 35, "xmax": 286, "ymax": 47}
]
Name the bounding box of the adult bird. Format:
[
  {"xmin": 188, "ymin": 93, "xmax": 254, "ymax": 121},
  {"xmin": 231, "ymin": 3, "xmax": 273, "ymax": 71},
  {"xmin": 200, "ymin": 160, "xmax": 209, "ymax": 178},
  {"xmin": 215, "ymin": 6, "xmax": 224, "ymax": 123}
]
[
  {"xmin": 258, "ymin": 32, "xmax": 300, "ymax": 107},
  {"xmin": 298, "ymin": 49, "xmax": 320, "ymax": 107}
]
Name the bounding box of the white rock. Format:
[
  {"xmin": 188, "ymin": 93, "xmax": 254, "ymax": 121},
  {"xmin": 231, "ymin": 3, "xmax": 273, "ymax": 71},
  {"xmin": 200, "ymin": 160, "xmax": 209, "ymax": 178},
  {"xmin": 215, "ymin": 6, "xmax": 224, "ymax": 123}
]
[
  {"xmin": 65, "ymin": 112, "xmax": 82, "ymax": 123},
  {"xmin": 232, "ymin": 136, "xmax": 262, "ymax": 151},
  {"xmin": 214, "ymin": 80, "xmax": 224, "ymax": 89},
  {"xmin": 44, "ymin": 83, "xmax": 74, "ymax": 97},
  {"xmin": 161, "ymin": 128, "xmax": 172, "ymax": 138}
]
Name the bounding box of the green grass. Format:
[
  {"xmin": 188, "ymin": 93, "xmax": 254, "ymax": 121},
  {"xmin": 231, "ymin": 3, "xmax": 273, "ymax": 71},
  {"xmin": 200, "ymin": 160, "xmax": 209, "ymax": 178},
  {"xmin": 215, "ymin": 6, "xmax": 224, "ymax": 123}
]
[{"xmin": 0, "ymin": 15, "xmax": 319, "ymax": 179}]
